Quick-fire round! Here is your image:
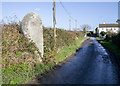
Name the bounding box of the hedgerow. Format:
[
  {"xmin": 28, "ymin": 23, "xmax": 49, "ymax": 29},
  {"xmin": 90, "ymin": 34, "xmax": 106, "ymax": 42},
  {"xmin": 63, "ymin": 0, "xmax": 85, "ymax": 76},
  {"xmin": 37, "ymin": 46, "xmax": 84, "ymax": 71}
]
[{"xmin": 2, "ymin": 23, "xmax": 84, "ymax": 84}]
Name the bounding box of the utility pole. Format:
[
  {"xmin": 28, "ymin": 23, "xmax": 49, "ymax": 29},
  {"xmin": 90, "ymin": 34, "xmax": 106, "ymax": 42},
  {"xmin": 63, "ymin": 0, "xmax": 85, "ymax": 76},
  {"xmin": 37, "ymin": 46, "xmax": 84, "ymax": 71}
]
[
  {"xmin": 69, "ymin": 16, "xmax": 71, "ymax": 31},
  {"xmin": 75, "ymin": 20, "xmax": 77, "ymax": 29},
  {"xmin": 75, "ymin": 19, "xmax": 77, "ymax": 30},
  {"xmin": 53, "ymin": 0, "xmax": 56, "ymax": 49}
]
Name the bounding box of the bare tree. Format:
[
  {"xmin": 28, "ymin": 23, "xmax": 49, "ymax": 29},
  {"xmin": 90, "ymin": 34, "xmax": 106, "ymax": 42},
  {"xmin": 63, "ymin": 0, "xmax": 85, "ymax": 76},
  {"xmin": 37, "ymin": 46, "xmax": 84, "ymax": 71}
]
[
  {"xmin": 73, "ymin": 28, "xmax": 80, "ymax": 31},
  {"xmin": 80, "ymin": 24, "xmax": 91, "ymax": 34}
]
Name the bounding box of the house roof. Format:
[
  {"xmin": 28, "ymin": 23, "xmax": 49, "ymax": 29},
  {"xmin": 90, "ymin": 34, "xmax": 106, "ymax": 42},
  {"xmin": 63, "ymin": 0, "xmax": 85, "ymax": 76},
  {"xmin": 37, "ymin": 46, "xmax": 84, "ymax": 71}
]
[{"xmin": 99, "ymin": 23, "xmax": 120, "ymax": 28}]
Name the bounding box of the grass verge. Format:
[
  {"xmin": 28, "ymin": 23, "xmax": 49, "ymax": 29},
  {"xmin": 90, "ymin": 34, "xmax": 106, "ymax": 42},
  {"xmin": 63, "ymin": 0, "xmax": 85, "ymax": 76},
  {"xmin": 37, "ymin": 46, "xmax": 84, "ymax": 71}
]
[
  {"xmin": 98, "ymin": 39, "xmax": 120, "ymax": 60},
  {"xmin": 2, "ymin": 38, "xmax": 85, "ymax": 84},
  {"xmin": 55, "ymin": 37, "xmax": 85, "ymax": 64},
  {"xmin": 25, "ymin": 37, "xmax": 86, "ymax": 84},
  {"xmin": 2, "ymin": 24, "xmax": 86, "ymax": 84}
]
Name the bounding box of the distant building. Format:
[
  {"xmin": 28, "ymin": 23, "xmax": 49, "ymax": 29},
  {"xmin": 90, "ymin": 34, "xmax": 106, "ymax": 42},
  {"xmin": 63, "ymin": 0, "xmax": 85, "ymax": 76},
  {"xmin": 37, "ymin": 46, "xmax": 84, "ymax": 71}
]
[
  {"xmin": 98, "ymin": 1, "xmax": 120, "ymax": 36},
  {"xmin": 98, "ymin": 24, "xmax": 120, "ymax": 36}
]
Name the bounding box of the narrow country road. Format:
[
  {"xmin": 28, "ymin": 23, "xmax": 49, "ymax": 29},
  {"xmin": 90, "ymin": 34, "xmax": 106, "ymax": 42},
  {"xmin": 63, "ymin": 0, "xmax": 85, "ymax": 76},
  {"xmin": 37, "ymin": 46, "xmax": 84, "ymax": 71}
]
[{"xmin": 29, "ymin": 37, "xmax": 120, "ymax": 84}]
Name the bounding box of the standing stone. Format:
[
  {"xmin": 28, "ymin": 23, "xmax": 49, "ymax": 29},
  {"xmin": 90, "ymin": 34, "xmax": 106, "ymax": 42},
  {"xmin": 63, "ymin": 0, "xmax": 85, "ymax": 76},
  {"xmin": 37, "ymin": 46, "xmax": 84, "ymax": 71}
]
[{"xmin": 20, "ymin": 12, "xmax": 43, "ymax": 59}]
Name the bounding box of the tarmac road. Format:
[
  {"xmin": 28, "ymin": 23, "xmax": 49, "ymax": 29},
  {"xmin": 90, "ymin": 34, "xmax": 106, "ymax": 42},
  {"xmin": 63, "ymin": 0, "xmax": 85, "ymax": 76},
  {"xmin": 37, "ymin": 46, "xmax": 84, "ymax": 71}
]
[{"xmin": 28, "ymin": 37, "xmax": 120, "ymax": 84}]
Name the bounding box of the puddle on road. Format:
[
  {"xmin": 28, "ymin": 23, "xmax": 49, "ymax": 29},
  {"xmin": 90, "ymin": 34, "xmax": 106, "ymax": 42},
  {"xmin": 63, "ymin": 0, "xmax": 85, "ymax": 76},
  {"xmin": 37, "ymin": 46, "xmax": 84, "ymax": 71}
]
[
  {"xmin": 92, "ymin": 39, "xmax": 119, "ymax": 84},
  {"xmin": 94, "ymin": 40, "xmax": 111, "ymax": 63}
]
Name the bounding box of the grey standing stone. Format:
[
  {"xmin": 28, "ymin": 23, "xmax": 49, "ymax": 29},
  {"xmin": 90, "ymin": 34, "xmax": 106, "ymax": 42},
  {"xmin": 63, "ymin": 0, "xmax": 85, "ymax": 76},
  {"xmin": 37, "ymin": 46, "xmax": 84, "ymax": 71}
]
[{"xmin": 20, "ymin": 12, "xmax": 43, "ymax": 61}]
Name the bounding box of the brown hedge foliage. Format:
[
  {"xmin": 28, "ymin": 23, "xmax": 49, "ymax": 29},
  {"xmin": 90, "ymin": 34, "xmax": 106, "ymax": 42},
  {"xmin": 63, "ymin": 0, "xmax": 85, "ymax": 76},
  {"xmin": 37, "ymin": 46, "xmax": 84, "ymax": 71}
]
[
  {"xmin": 2, "ymin": 24, "xmax": 39, "ymax": 68},
  {"xmin": 2, "ymin": 24, "xmax": 83, "ymax": 68}
]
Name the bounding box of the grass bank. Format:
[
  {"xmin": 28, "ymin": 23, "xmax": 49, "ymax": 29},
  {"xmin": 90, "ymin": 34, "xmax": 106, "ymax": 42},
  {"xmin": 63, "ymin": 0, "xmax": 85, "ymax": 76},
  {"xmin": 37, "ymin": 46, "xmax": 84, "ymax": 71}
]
[
  {"xmin": 98, "ymin": 39, "xmax": 120, "ymax": 60},
  {"xmin": 55, "ymin": 37, "xmax": 85, "ymax": 64},
  {"xmin": 2, "ymin": 24, "xmax": 85, "ymax": 84}
]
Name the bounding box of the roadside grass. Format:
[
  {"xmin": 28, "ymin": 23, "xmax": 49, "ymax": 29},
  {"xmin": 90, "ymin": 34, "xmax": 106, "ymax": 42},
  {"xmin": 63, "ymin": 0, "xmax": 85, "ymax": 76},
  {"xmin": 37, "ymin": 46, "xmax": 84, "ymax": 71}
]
[
  {"xmin": 28, "ymin": 37, "xmax": 85, "ymax": 84},
  {"xmin": 99, "ymin": 40, "xmax": 120, "ymax": 59},
  {"xmin": 2, "ymin": 37, "xmax": 85, "ymax": 84},
  {"xmin": 95, "ymin": 36, "xmax": 101, "ymax": 38},
  {"xmin": 27, "ymin": 37, "xmax": 86, "ymax": 84},
  {"xmin": 2, "ymin": 63, "xmax": 33, "ymax": 84},
  {"xmin": 2, "ymin": 24, "xmax": 85, "ymax": 84},
  {"xmin": 2, "ymin": 62, "xmax": 56, "ymax": 84},
  {"xmin": 55, "ymin": 38, "xmax": 85, "ymax": 64}
]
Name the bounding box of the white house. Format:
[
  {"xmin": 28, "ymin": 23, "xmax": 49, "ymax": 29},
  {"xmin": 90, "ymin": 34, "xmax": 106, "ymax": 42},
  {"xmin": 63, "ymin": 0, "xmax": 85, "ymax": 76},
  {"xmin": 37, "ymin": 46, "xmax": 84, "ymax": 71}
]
[
  {"xmin": 98, "ymin": 1, "xmax": 120, "ymax": 36},
  {"xmin": 98, "ymin": 23, "xmax": 120, "ymax": 36}
]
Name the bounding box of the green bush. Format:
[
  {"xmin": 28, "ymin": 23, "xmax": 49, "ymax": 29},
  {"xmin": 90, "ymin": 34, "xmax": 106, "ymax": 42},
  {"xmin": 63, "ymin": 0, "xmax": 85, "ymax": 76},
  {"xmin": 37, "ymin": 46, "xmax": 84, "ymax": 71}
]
[
  {"xmin": 111, "ymin": 32, "xmax": 120, "ymax": 49},
  {"xmin": 105, "ymin": 31, "xmax": 120, "ymax": 49},
  {"xmin": 100, "ymin": 31, "xmax": 107, "ymax": 36}
]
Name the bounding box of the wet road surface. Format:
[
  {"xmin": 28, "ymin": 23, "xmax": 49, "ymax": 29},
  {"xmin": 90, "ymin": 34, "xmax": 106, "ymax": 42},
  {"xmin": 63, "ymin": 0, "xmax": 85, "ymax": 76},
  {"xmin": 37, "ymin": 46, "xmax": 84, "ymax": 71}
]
[{"xmin": 29, "ymin": 38, "xmax": 120, "ymax": 84}]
